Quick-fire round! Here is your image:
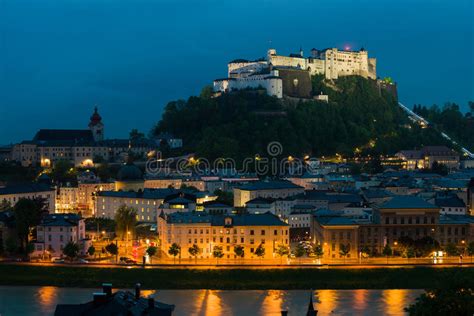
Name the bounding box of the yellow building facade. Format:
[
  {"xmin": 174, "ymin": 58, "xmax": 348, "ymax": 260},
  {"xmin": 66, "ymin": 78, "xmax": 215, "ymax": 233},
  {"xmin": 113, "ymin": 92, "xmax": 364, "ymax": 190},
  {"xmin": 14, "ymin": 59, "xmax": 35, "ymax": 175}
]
[{"xmin": 158, "ymin": 212, "xmax": 289, "ymax": 260}]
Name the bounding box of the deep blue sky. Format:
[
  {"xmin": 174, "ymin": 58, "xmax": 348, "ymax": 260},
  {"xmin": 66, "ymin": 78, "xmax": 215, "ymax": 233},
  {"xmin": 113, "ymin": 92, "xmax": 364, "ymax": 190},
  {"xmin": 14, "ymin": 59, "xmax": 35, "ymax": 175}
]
[{"xmin": 1, "ymin": 0, "xmax": 473, "ymax": 144}]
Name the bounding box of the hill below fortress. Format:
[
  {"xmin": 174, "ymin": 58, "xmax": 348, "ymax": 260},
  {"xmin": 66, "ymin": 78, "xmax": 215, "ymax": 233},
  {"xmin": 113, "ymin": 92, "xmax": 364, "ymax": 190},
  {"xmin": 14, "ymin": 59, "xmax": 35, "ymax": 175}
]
[{"xmin": 152, "ymin": 75, "xmax": 450, "ymax": 162}]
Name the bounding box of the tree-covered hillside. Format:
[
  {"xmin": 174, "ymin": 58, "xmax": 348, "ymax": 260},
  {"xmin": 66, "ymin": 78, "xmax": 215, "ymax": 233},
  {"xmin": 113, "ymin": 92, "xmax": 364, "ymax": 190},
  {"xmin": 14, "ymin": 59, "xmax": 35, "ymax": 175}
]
[
  {"xmin": 414, "ymin": 102, "xmax": 474, "ymax": 152},
  {"xmin": 153, "ymin": 76, "xmax": 449, "ymax": 161}
]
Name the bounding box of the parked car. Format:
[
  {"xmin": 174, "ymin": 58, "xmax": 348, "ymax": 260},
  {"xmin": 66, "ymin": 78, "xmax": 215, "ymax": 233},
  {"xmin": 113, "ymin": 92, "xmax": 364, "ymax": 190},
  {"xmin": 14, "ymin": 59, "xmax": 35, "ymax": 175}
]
[
  {"xmin": 119, "ymin": 257, "xmax": 137, "ymax": 264},
  {"xmin": 51, "ymin": 257, "xmax": 65, "ymax": 263},
  {"xmin": 78, "ymin": 258, "xmax": 89, "ymax": 264}
]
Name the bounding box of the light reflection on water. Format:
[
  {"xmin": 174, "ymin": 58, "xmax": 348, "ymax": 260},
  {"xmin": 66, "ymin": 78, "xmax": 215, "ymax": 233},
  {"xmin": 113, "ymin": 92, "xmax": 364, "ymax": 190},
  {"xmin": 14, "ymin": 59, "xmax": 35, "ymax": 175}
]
[{"xmin": 0, "ymin": 286, "xmax": 422, "ymax": 316}]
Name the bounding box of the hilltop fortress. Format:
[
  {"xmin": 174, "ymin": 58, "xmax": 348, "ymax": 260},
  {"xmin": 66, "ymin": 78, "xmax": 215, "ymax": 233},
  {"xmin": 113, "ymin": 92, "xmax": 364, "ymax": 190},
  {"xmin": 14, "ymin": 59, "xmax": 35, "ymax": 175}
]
[{"xmin": 214, "ymin": 47, "xmax": 377, "ymax": 99}]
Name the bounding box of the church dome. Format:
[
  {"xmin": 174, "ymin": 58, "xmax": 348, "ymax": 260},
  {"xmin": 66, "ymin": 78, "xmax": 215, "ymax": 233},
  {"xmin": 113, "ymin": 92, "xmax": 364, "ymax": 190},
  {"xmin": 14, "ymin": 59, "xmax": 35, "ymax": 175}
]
[{"xmin": 117, "ymin": 162, "xmax": 143, "ymax": 181}]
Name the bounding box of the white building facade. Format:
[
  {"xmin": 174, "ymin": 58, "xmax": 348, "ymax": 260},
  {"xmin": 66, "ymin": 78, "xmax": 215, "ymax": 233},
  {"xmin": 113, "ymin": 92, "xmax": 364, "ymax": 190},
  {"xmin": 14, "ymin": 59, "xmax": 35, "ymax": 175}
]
[{"xmin": 34, "ymin": 213, "xmax": 90, "ymax": 258}]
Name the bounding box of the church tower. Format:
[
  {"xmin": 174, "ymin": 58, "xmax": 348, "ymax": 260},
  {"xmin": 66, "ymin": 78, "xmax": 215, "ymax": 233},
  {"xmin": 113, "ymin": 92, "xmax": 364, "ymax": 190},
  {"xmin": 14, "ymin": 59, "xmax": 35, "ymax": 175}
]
[{"xmin": 89, "ymin": 106, "xmax": 104, "ymax": 142}]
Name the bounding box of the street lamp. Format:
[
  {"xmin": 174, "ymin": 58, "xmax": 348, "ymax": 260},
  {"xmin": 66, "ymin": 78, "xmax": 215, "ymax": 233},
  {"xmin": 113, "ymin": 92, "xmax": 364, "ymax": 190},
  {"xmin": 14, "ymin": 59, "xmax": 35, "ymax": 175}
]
[{"xmin": 126, "ymin": 231, "xmax": 131, "ymax": 256}]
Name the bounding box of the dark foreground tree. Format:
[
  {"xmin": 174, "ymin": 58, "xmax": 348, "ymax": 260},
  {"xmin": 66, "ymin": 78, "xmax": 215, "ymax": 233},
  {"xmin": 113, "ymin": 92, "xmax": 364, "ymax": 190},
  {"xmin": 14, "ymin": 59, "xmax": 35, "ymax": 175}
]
[
  {"xmin": 63, "ymin": 242, "xmax": 79, "ymax": 261},
  {"xmin": 146, "ymin": 246, "xmax": 157, "ymax": 263},
  {"xmin": 168, "ymin": 243, "xmax": 181, "ymax": 264},
  {"xmin": 105, "ymin": 243, "xmax": 119, "ymax": 262},
  {"xmin": 13, "ymin": 198, "xmax": 46, "ymax": 253},
  {"xmin": 405, "ymin": 272, "xmax": 474, "ymax": 315}
]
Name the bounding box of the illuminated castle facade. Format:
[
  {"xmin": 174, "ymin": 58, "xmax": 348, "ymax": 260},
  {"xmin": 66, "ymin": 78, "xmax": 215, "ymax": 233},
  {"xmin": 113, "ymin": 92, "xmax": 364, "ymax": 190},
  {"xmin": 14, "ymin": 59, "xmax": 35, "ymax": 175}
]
[{"xmin": 214, "ymin": 47, "xmax": 377, "ymax": 98}]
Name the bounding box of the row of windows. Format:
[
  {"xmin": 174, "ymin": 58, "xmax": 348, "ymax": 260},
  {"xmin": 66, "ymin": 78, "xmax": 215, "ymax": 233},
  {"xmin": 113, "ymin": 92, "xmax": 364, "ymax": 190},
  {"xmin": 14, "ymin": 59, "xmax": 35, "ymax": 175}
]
[
  {"xmin": 102, "ymin": 199, "xmax": 160, "ymax": 206},
  {"xmin": 183, "ymin": 237, "xmax": 289, "ymax": 245},
  {"xmin": 331, "ymin": 232, "xmax": 352, "ymax": 240},
  {"xmin": 384, "ymin": 216, "xmax": 436, "ymax": 225},
  {"xmin": 38, "ymin": 227, "xmax": 75, "ymax": 232},
  {"xmin": 181, "ymin": 228, "xmax": 288, "ymax": 236}
]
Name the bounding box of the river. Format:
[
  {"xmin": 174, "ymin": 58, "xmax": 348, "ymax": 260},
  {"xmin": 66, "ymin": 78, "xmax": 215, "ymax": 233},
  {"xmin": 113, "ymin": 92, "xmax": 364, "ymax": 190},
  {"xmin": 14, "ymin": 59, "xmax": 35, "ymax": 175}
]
[{"xmin": 0, "ymin": 286, "xmax": 422, "ymax": 315}]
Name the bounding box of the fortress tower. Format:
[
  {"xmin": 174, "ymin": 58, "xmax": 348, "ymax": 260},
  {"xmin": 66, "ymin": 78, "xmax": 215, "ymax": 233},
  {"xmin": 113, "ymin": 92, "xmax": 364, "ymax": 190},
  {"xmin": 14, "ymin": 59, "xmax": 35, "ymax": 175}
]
[{"xmin": 88, "ymin": 106, "xmax": 104, "ymax": 142}]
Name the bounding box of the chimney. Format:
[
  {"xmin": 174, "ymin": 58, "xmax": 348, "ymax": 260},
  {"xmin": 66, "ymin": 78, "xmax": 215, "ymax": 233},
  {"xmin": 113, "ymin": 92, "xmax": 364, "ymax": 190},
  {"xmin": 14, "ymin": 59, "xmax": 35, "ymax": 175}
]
[
  {"xmin": 102, "ymin": 283, "xmax": 112, "ymax": 297},
  {"xmin": 93, "ymin": 292, "xmax": 107, "ymax": 305},
  {"xmin": 135, "ymin": 283, "xmax": 141, "ymax": 300},
  {"xmin": 148, "ymin": 297, "xmax": 155, "ymax": 309}
]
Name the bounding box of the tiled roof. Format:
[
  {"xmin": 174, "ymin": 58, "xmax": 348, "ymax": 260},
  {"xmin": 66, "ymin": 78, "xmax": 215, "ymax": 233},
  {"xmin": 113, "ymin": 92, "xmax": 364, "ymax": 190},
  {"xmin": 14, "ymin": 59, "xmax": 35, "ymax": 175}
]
[
  {"xmin": 166, "ymin": 212, "xmax": 287, "ymax": 226},
  {"xmin": 432, "ymin": 178, "xmax": 468, "ymax": 189},
  {"xmin": 292, "ymin": 204, "xmax": 316, "ymax": 210},
  {"xmin": 304, "ymin": 191, "xmax": 363, "ymax": 204},
  {"xmin": 166, "ymin": 197, "xmax": 194, "ymax": 204},
  {"xmin": 97, "ymin": 138, "xmax": 156, "ymax": 147},
  {"xmin": 34, "ymin": 129, "xmax": 94, "ymax": 142},
  {"xmin": 435, "ymin": 197, "xmax": 466, "ymax": 208},
  {"xmin": 379, "ymin": 196, "xmax": 438, "ymax": 209},
  {"xmin": 203, "ymin": 201, "xmax": 232, "ymax": 208},
  {"xmin": 39, "ymin": 213, "xmax": 82, "ymax": 227},
  {"xmin": 314, "ymin": 209, "xmax": 342, "ymax": 217},
  {"xmin": 363, "ymin": 188, "xmax": 393, "ymax": 199},
  {"xmin": 439, "ymin": 214, "xmax": 474, "ymax": 225},
  {"xmin": 0, "ymin": 183, "xmax": 54, "ymax": 195},
  {"xmin": 316, "ymin": 216, "xmax": 358, "ymax": 226},
  {"xmin": 246, "ymin": 197, "xmax": 275, "ymax": 205},
  {"xmin": 237, "ymin": 180, "xmax": 303, "ymax": 191},
  {"xmin": 97, "ymin": 188, "xmax": 179, "ymax": 200}
]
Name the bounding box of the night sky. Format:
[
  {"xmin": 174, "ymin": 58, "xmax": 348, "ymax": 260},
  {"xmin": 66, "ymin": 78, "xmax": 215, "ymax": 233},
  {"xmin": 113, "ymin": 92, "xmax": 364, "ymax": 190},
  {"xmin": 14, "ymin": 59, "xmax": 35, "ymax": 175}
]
[{"xmin": 1, "ymin": 0, "xmax": 473, "ymax": 144}]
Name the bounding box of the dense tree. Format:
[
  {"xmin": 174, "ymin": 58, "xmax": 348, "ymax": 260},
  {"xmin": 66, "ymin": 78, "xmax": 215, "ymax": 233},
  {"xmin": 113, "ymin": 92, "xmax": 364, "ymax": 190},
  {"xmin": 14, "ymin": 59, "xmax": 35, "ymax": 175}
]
[
  {"xmin": 214, "ymin": 189, "xmax": 234, "ymax": 205},
  {"xmin": 152, "ymin": 76, "xmax": 454, "ymax": 164},
  {"xmin": 404, "ymin": 247, "xmax": 415, "ymax": 261},
  {"xmin": 168, "ymin": 243, "xmax": 181, "ymax": 264},
  {"xmin": 0, "ymin": 199, "xmax": 11, "ymax": 211},
  {"xmin": 26, "ymin": 242, "xmax": 35, "ymax": 258},
  {"xmin": 339, "ymin": 244, "xmax": 350, "ymax": 263},
  {"xmin": 96, "ymin": 163, "xmax": 112, "ymax": 182},
  {"xmin": 212, "ymin": 245, "xmax": 224, "ymax": 264},
  {"xmin": 49, "ymin": 159, "xmax": 76, "ymax": 184},
  {"xmin": 62, "ymin": 242, "xmax": 79, "ymax": 261},
  {"xmin": 382, "ymin": 244, "xmax": 393, "ymax": 263},
  {"xmin": 13, "ymin": 198, "xmax": 46, "ymax": 253},
  {"xmin": 254, "ymin": 244, "xmax": 265, "ymax": 262},
  {"xmin": 146, "ymin": 246, "xmax": 157, "ymax": 263},
  {"xmin": 275, "ymin": 244, "xmax": 290, "ymax": 264},
  {"xmin": 405, "ymin": 272, "xmax": 474, "ymax": 315},
  {"xmin": 313, "ymin": 244, "xmax": 324, "ymax": 259},
  {"xmin": 87, "ymin": 245, "xmax": 95, "ymax": 257},
  {"xmin": 5, "ymin": 237, "xmax": 18, "ymax": 254},
  {"xmin": 199, "ymin": 85, "xmax": 214, "ymax": 99},
  {"xmin": 105, "ymin": 243, "xmax": 119, "ymax": 262},
  {"xmin": 360, "ymin": 245, "xmax": 371, "ymax": 258},
  {"xmin": 293, "ymin": 244, "xmax": 306, "ymax": 263},
  {"xmin": 188, "ymin": 244, "xmax": 200, "ymax": 264},
  {"xmin": 467, "ymin": 242, "xmax": 474, "ymax": 263},
  {"xmin": 234, "ymin": 245, "xmax": 245, "ymax": 260},
  {"xmin": 413, "ymin": 236, "xmax": 440, "ymax": 257},
  {"xmin": 444, "ymin": 243, "xmax": 459, "ymax": 256},
  {"xmin": 114, "ymin": 205, "xmax": 137, "ymax": 239},
  {"xmin": 428, "ymin": 161, "xmax": 449, "ymax": 176},
  {"xmin": 129, "ymin": 129, "xmax": 145, "ymax": 142},
  {"xmin": 414, "ymin": 102, "xmax": 474, "ymax": 152},
  {"xmin": 85, "ymin": 217, "xmax": 116, "ymax": 234}
]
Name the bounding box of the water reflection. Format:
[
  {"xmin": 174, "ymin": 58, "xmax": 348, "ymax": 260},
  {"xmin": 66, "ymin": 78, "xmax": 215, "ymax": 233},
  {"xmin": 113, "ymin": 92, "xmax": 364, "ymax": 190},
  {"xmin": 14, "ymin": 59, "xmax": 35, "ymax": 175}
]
[
  {"xmin": 193, "ymin": 290, "xmax": 224, "ymax": 316},
  {"xmin": 353, "ymin": 289, "xmax": 369, "ymax": 312},
  {"xmin": 0, "ymin": 286, "xmax": 422, "ymax": 316},
  {"xmin": 36, "ymin": 286, "xmax": 59, "ymax": 310},
  {"xmin": 260, "ymin": 290, "xmax": 284, "ymax": 315},
  {"xmin": 383, "ymin": 289, "xmax": 409, "ymax": 316}
]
